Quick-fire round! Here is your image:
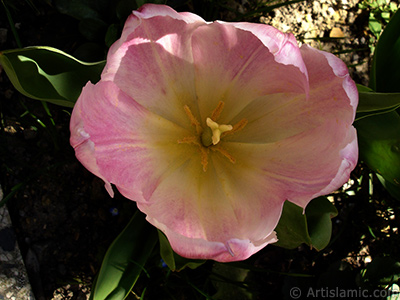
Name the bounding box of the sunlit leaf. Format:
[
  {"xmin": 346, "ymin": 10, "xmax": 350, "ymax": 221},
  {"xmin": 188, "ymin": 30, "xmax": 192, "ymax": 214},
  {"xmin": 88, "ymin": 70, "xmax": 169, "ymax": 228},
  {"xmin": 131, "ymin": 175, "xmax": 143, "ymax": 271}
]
[
  {"xmin": 90, "ymin": 211, "xmax": 158, "ymax": 300},
  {"xmin": 0, "ymin": 46, "xmax": 105, "ymax": 107}
]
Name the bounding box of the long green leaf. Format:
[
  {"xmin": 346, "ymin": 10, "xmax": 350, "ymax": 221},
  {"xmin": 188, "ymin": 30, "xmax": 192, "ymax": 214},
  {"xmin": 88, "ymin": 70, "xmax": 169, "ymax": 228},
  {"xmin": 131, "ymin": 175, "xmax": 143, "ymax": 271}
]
[
  {"xmin": 355, "ymin": 89, "xmax": 400, "ymax": 120},
  {"xmin": 357, "ymin": 91, "xmax": 400, "ymax": 113},
  {"xmin": 370, "ymin": 9, "xmax": 400, "ymax": 92},
  {"xmin": 0, "ymin": 46, "xmax": 105, "ymax": 107},
  {"xmin": 90, "ymin": 211, "xmax": 158, "ymax": 300}
]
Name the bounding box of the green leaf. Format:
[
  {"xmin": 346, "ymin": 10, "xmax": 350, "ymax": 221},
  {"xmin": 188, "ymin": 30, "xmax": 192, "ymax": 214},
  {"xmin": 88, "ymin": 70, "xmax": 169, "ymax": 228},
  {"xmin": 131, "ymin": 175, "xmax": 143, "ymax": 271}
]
[
  {"xmin": 211, "ymin": 263, "xmax": 252, "ymax": 300},
  {"xmin": 79, "ymin": 18, "xmax": 108, "ymax": 42},
  {"xmin": 305, "ymin": 197, "xmax": 338, "ymax": 251},
  {"xmin": 105, "ymin": 24, "xmax": 120, "ymax": 48},
  {"xmin": 355, "ymin": 111, "xmax": 400, "ymax": 200},
  {"xmin": 357, "ymin": 84, "xmax": 374, "ymax": 93},
  {"xmin": 357, "ymin": 91, "xmax": 400, "ymax": 112},
  {"xmin": 0, "ymin": 46, "xmax": 105, "ymax": 107},
  {"xmin": 355, "ymin": 91, "xmax": 400, "ymax": 120},
  {"xmin": 369, "ymin": 15, "xmax": 382, "ymax": 37},
  {"xmin": 370, "ymin": 9, "xmax": 400, "ymax": 92},
  {"xmin": 54, "ymin": 0, "xmax": 110, "ymax": 20},
  {"xmin": 158, "ymin": 231, "xmax": 205, "ymax": 272},
  {"xmin": 274, "ymin": 201, "xmax": 311, "ymax": 249},
  {"xmin": 90, "ymin": 211, "xmax": 158, "ymax": 300},
  {"xmin": 377, "ymin": 174, "xmax": 400, "ymax": 200},
  {"xmin": 274, "ymin": 197, "xmax": 337, "ymax": 250},
  {"xmin": 361, "ymin": 257, "xmax": 400, "ymax": 287}
]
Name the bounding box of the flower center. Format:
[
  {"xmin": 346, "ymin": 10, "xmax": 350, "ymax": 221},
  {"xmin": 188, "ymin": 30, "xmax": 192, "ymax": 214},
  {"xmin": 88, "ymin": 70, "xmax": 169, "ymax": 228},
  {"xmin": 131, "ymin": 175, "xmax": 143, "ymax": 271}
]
[
  {"xmin": 178, "ymin": 101, "xmax": 248, "ymax": 172},
  {"xmin": 202, "ymin": 118, "xmax": 233, "ymax": 146}
]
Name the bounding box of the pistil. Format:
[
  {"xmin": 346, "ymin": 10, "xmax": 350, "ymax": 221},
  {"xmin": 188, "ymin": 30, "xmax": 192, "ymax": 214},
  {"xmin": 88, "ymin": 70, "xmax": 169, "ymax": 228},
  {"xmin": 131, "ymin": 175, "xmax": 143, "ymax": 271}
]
[{"xmin": 202, "ymin": 118, "xmax": 233, "ymax": 146}]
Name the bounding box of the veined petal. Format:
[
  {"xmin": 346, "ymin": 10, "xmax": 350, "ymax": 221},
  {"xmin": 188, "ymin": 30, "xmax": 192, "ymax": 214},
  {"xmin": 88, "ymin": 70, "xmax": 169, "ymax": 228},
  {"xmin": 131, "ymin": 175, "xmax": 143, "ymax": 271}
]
[
  {"xmin": 70, "ymin": 116, "xmax": 114, "ymax": 197},
  {"xmin": 300, "ymin": 44, "xmax": 358, "ymax": 118},
  {"xmin": 149, "ymin": 218, "xmax": 278, "ymax": 262},
  {"xmin": 106, "ymin": 4, "xmax": 205, "ymax": 58},
  {"xmin": 225, "ymin": 83, "xmax": 353, "ymax": 145},
  {"xmin": 137, "ymin": 145, "xmax": 285, "ymax": 262},
  {"xmin": 191, "ymin": 22, "xmax": 309, "ymax": 123},
  {"xmin": 102, "ymin": 6, "xmax": 205, "ymax": 128},
  {"xmin": 224, "ymin": 118, "xmax": 357, "ymax": 209},
  {"xmin": 134, "ymin": 4, "xmax": 206, "ymax": 23},
  {"xmin": 310, "ymin": 127, "xmax": 358, "ymax": 201},
  {"xmin": 231, "ymin": 22, "xmax": 308, "ymax": 79},
  {"xmin": 71, "ymin": 80, "xmax": 195, "ymax": 203}
]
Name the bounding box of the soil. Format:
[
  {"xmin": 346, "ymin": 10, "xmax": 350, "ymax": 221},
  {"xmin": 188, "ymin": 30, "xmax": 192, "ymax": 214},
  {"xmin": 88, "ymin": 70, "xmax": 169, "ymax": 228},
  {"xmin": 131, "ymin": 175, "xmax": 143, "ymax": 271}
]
[{"xmin": 1, "ymin": 1, "xmax": 399, "ymax": 299}]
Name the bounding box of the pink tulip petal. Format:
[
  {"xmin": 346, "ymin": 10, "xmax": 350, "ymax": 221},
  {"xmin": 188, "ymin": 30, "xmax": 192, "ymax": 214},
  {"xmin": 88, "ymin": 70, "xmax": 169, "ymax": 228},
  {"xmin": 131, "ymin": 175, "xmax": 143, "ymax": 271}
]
[
  {"xmin": 152, "ymin": 221, "xmax": 278, "ymax": 262},
  {"xmin": 310, "ymin": 127, "xmax": 358, "ymax": 200},
  {"xmin": 71, "ymin": 80, "xmax": 198, "ymax": 203},
  {"xmin": 134, "ymin": 4, "xmax": 205, "ymax": 23},
  {"xmin": 106, "ymin": 4, "xmax": 205, "ymax": 59},
  {"xmin": 70, "ymin": 96, "xmax": 114, "ymax": 197},
  {"xmin": 137, "ymin": 145, "xmax": 285, "ymax": 261},
  {"xmin": 224, "ymin": 118, "xmax": 357, "ymax": 209},
  {"xmin": 231, "ymin": 22, "xmax": 308, "ymax": 77},
  {"xmin": 191, "ymin": 22, "xmax": 309, "ymax": 123},
  {"xmin": 102, "ymin": 7, "xmax": 205, "ymax": 128},
  {"xmin": 300, "ymin": 44, "xmax": 358, "ymax": 114}
]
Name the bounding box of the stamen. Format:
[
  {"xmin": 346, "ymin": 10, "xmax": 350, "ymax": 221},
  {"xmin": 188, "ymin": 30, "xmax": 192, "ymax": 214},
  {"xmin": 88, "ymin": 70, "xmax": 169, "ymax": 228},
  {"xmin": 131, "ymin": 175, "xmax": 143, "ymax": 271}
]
[
  {"xmin": 222, "ymin": 118, "xmax": 248, "ymax": 138},
  {"xmin": 178, "ymin": 136, "xmax": 209, "ymax": 172},
  {"xmin": 178, "ymin": 136, "xmax": 199, "ymax": 145},
  {"xmin": 184, "ymin": 105, "xmax": 202, "ymax": 135},
  {"xmin": 200, "ymin": 147, "xmax": 209, "ymax": 172},
  {"xmin": 212, "ymin": 146, "xmax": 236, "ymax": 164},
  {"xmin": 210, "ymin": 101, "xmax": 225, "ymax": 121}
]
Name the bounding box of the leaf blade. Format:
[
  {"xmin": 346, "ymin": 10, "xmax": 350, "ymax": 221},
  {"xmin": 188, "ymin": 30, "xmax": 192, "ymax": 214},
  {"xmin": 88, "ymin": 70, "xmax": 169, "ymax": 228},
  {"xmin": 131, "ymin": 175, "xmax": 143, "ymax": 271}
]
[
  {"xmin": 0, "ymin": 46, "xmax": 105, "ymax": 107},
  {"xmin": 90, "ymin": 211, "xmax": 158, "ymax": 300}
]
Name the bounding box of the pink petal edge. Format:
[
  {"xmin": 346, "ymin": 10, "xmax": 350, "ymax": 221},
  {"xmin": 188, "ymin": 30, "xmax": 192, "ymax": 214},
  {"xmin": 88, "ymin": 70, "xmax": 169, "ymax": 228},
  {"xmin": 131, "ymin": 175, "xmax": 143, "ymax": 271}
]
[
  {"xmin": 70, "ymin": 83, "xmax": 114, "ymax": 197},
  {"xmin": 147, "ymin": 214, "xmax": 278, "ymax": 262}
]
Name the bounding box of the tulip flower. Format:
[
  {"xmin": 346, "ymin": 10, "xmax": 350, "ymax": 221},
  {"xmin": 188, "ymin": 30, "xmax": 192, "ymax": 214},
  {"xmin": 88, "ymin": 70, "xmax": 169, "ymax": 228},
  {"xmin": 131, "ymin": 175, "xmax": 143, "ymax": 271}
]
[{"xmin": 70, "ymin": 4, "xmax": 358, "ymax": 262}]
